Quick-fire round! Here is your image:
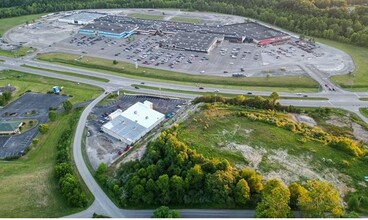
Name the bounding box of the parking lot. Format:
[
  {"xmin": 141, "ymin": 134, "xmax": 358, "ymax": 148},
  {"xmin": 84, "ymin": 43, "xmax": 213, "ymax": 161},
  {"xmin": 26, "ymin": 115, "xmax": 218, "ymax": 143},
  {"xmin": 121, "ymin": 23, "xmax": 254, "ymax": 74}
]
[
  {"xmin": 0, "ymin": 93, "xmax": 68, "ymax": 159},
  {"xmin": 6, "ymin": 8, "xmax": 354, "ymax": 77},
  {"xmin": 85, "ymin": 94, "xmax": 188, "ymax": 169},
  {"xmin": 54, "ymin": 29, "xmax": 351, "ymax": 77}
]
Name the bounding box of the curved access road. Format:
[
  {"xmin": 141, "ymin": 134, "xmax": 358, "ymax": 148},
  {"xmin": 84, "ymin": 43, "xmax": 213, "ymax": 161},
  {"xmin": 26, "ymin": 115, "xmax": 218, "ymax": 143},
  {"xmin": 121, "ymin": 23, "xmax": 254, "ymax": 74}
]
[{"xmin": 2, "ymin": 55, "xmax": 368, "ymax": 217}]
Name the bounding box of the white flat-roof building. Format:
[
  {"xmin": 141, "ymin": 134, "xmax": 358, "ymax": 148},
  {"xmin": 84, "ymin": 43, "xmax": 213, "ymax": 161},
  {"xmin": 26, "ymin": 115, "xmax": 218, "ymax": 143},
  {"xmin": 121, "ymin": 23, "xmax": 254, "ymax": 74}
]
[
  {"xmin": 101, "ymin": 101, "xmax": 165, "ymax": 144},
  {"xmin": 58, "ymin": 11, "xmax": 106, "ymax": 25}
]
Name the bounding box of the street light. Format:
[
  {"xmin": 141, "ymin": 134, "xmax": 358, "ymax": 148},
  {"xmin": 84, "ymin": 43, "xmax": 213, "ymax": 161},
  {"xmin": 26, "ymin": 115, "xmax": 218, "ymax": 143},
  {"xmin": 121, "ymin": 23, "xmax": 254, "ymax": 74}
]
[{"xmin": 214, "ymin": 89, "xmax": 219, "ymax": 104}]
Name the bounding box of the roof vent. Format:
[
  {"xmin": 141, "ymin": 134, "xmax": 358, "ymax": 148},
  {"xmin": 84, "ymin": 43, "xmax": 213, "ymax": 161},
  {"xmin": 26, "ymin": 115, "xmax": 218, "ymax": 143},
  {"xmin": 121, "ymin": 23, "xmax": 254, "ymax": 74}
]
[
  {"xmin": 145, "ymin": 116, "xmax": 148, "ymax": 119},
  {"xmin": 134, "ymin": 111, "xmax": 137, "ymax": 114}
]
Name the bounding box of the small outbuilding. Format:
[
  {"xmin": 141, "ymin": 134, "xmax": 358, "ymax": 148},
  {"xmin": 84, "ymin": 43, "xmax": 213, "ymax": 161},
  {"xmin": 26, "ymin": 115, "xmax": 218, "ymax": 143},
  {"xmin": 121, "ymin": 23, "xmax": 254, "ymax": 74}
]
[{"xmin": 0, "ymin": 121, "xmax": 22, "ymax": 135}]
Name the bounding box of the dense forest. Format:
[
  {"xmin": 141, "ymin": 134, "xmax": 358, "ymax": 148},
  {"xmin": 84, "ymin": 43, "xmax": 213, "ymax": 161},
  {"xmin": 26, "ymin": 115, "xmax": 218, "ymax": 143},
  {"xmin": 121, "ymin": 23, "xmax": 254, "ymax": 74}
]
[
  {"xmin": 0, "ymin": 0, "xmax": 368, "ymax": 46},
  {"xmin": 95, "ymin": 126, "xmax": 347, "ymax": 217},
  {"xmin": 92, "ymin": 95, "xmax": 367, "ymax": 216}
]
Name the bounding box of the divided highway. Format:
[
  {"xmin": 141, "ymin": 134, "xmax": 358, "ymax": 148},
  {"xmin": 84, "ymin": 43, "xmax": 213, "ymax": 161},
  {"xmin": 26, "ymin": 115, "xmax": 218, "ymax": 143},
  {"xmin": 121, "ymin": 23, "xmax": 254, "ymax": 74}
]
[{"xmin": 1, "ymin": 55, "xmax": 368, "ymax": 217}]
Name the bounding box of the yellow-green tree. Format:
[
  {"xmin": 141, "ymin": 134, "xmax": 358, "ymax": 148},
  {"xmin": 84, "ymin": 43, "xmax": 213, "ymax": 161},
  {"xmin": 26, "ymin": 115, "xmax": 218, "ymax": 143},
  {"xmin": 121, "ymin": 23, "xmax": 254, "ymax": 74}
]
[
  {"xmin": 255, "ymin": 179, "xmax": 292, "ymax": 218},
  {"xmin": 289, "ymin": 182, "xmax": 309, "ymax": 209},
  {"xmin": 234, "ymin": 179, "xmax": 251, "ymax": 206},
  {"xmin": 298, "ymin": 180, "xmax": 344, "ymax": 217},
  {"xmin": 240, "ymin": 168, "xmax": 264, "ymax": 194}
]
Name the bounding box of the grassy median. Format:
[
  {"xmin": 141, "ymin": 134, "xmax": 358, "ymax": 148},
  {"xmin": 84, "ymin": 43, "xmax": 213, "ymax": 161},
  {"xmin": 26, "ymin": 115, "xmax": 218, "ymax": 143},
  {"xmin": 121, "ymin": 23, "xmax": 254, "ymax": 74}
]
[{"xmin": 37, "ymin": 52, "xmax": 319, "ymax": 92}]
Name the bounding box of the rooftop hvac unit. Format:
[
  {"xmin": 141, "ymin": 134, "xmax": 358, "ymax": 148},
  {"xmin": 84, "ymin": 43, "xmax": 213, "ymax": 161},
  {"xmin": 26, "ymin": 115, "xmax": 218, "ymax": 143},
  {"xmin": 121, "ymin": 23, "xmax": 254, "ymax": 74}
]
[
  {"xmin": 145, "ymin": 116, "xmax": 149, "ymax": 119},
  {"xmin": 134, "ymin": 111, "xmax": 137, "ymax": 114}
]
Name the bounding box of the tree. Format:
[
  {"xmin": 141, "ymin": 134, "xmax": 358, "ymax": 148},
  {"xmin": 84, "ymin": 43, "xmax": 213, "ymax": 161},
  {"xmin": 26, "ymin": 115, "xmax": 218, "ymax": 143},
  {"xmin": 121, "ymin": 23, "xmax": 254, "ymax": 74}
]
[
  {"xmin": 96, "ymin": 162, "xmax": 108, "ymax": 184},
  {"xmin": 289, "ymin": 182, "xmax": 308, "ymax": 209},
  {"xmin": 152, "ymin": 206, "xmax": 180, "ymax": 218},
  {"xmin": 170, "ymin": 175, "xmax": 185, "ymax": 204},
  {"xmin": 269, "ymin": 92, "xmax": 280, "ymax": 102},
  {"xmin": 131, "ymin": 184, "xmax": 145, "ymax": 204},
  {"xmin": 55, "ymin": 162, "xmax": 72, "ymax": 178},
  {"xmin": 234, "ymin": 179, "xmax": 251, "ymax": 206},
  {"xmin": 156, "ymin": 174, "xmax": 171, "ymax": 204},
  {"xmin": 298, "ymin": 180, "xmax": 344, "ymax": 217},
  {"xmin": 49, "ymin": 111, "xmax": 57, "ymax": 121},
  {"xmin": 113, "ymin": 60, "xmax": 118, "ymax": 65},
  {"xmin": 63, "ymin": 100, "xmax": 73, "ymax": 113},
  {"xmin": 255, "ymin": 179, "xmax": 292, "ymax": 218},
  {"xmin": 240, "ymin": 168, "xmax": 263, "ymax": 194}
]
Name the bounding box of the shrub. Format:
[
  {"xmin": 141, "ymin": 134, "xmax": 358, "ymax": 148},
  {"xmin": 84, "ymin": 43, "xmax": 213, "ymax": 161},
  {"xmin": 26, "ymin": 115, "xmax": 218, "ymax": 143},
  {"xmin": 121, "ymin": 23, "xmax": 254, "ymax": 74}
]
[
  {"xmin": 32, "ymin": 138, "xmax": 39, "ymax": 145},
  {"xmin": 49, "ymin": 111, "xmax": 57, "ymax": 121},
  {"xmin": 38, "ymin": 124, "xmax": 49, "ymax": 134}
]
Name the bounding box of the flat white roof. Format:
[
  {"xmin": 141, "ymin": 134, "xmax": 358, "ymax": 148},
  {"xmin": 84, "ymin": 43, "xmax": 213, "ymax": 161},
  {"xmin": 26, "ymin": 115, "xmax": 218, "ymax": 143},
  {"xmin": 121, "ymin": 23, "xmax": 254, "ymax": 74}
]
[
  {"xmin": 121, "ymin": 102, "xmax": 164, "ymax": 128},
  {"xmin": 60, "ymin": 11, "xmax": 106, "ymax": 23},
  {"xmin": 102, "ymin": 101, "xmax": 165, "ymax": 143}
]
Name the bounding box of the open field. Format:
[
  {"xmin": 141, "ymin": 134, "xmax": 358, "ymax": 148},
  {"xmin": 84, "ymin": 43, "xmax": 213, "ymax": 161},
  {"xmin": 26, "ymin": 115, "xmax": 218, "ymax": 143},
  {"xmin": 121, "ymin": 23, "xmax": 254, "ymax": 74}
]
[
  {"xmin": 169, "ymin": 16, "xmax": 201, "ymax": 24},
  {"xmin": 0, "ymin": 70, "xmax": 103, "ymax": 104},
  {"xmin": 0, "ymin": 47, "xmax": 36, "ymax": 58},
  {"xmin": 176, "ymin": 104, "xmax": 368, "ymax": 213},
  {"xmin": 0, "ymin": 112, "xmax": 93, "ymax": 217},
  {"xmin": 22, "ymin": 64, "xmax": 109, "ymax": 83},
  {"xmin": 37, "ymin": 53, "xmax": 319, "ymax": 92},
  {"xmin": 0, "ymin": 70, "xmax": 102, "ymax": 217},
  {"xmin": 317, "ymin": 38, "xmax": 368, "ymax": 91},
  {"xmin": 0, "ymin": 78, "xmax": 101, "ymax": 217},
  {"xmin": 128, "ymin": 13, "xmax": 164, "ymax": 20}
]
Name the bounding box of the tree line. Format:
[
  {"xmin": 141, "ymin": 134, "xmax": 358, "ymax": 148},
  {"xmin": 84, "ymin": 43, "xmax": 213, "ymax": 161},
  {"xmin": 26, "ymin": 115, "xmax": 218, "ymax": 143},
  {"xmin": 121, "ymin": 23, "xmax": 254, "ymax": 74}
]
[
  {"xmin": 54, "ymin": 109, "xmax": 88, "ymax": 208},
  {"xmin": 1, "ymin": 0, "xmax": 368, "ymax": 47},
  {"xmin": 193, "ymin": 92, "xmax": 301, "ymax": 113},
  {"xmin": 97, "ymin": 125, "xmax": 347, "ymax": 217}
]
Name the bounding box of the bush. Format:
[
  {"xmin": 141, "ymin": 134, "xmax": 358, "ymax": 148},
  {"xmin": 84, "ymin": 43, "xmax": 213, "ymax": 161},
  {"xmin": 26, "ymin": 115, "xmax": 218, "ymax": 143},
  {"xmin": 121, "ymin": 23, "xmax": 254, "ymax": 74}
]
[
  {"xmin": 55, "ymin": 162, "xmax": 73, "ymax": 178},
  {"xmin": 63, "ymin": 100, "xmax": 73, "ymax": 113},
  {"xmin": 38, "ymin": 124, "xmax": 49, "ymax": 134},
  {"xmin": 49, "ymin": 111, "xmax": 57, "ymax": 121},
  {"xmin": 342, "ymin": 160, "xmax": 350, "ymax": 168},
  {"xmin": 152, "ymin": 206, "xmax": 180, "ymax": 218},
  {"xmin": 32, "ymin": 138, "xmax": 39, "ymax": 145}
]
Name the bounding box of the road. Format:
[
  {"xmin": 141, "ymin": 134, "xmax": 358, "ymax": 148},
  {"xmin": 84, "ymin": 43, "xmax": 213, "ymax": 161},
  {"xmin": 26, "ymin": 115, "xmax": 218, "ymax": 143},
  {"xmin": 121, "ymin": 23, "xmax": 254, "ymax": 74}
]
[{"xmin": 1, "ymin": 54, "xmax": 368, "ymax": 217}]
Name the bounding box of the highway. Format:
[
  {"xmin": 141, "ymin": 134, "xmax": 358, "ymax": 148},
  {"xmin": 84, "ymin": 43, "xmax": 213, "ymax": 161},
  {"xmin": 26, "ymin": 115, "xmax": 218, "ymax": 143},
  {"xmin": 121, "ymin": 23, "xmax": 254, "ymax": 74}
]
[{"xmin": 1, "ymin": 54, "xmax": 368, "ymax": 217}]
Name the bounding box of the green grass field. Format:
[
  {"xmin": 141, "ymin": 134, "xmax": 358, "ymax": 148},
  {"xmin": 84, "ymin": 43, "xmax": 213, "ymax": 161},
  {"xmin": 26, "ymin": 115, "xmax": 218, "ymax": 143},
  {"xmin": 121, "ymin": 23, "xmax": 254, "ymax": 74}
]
[
  {"xmin": 0, "ymin": 47, "xmax": 36, "ymax": 58},
  {"xmin": 359, "ymin": 108, "xmax": 368, "ymax": 119},
  {"xmin": 0, "ymin": 70, "xmax": 103, "ymax": 104},
  {"xmin": 0, "ymin": 70, "xmax": 102, "ymax": 217},
  {"xmin": 128, "ymin": 13, "xmax": 164, "ymax": 20},
  {"xmin": 176, "ymin": 104, "xmax": 368, "ymax": 213},
  {"xmin": 22, "ymin": 64, "xmax": 109, "ymax": 83},
  {"xmin": 37, "ymin": 53, "xmax": 319, "ymax": 92},
  {"xmin": 169, "ymin": 16, "xmax": 201, "ymax": 24},
  {"xmin": 317, "ymin": 38, "xmax": 368, "ymax": 91},
  {"xmin": 0, "ymin": 14, "xmax": 45, "ymax": 36},
  {"xmin": 0, "ymin": 112, "xmax": 92, "ymax": 217}
]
